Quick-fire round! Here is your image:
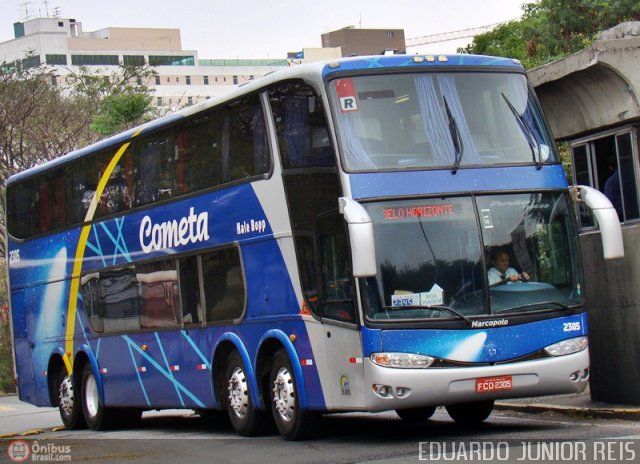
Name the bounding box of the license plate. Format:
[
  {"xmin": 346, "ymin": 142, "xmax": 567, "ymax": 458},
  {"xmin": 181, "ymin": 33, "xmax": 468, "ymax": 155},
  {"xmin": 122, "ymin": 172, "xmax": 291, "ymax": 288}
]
[{"xmin": 475, "ymin": 375, "xmax": 513, "ymax": 393}]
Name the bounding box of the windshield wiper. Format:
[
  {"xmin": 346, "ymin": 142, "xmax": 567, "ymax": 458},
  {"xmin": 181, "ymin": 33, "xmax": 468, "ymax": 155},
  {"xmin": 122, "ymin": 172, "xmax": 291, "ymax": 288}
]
[
  {"xmin": 382, "ymin": 304, "xmax": 472, "ymax": 326},
  {"xmin": 443, "ymin": 96, "xmax": 464, "ymax": 174},
  {"xmin": 501, "ymin": 92, "xmax": 542, "ymax": 170},
  {"xmin": 495, "ymin": 301, "xmax": 572, "ymax": 315}
]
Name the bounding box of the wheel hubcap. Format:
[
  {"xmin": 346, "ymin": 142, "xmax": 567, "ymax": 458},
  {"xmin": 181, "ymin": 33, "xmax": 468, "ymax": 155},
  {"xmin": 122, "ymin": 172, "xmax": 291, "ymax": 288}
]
[
  {"xmin": 227, "ymin": 367, "xmax": 249, "ymax": 418},
  {"xmin": 58, "ymin": 375, "xmax": 74, "ymax": 416},
  {"xmin": 84, "ymin": 374, "xmax": 99, "ymax": 418},
  {"xmin": 272, "ymin": 367, "xmax": 295, "ymax": 422}
]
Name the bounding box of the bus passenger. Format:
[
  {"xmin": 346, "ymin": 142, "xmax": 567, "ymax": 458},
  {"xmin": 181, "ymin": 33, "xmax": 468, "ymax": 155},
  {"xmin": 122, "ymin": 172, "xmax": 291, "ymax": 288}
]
[{"xmin": 488, "ymin": 249, "xmax": 529, "ymax": 287}]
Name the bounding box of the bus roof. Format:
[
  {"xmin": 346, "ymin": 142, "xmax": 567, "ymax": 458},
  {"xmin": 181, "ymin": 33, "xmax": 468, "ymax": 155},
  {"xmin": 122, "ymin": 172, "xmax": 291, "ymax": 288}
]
[{"xmin": 7, "ymin": 54, "xmax": 524, "ymax": 186}]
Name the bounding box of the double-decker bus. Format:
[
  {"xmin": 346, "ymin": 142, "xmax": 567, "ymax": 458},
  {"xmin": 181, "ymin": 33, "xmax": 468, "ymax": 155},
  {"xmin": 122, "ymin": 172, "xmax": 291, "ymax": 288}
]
[{"xmin": 5, "ymin": 54, "xmax": 622, "ymax": 440}]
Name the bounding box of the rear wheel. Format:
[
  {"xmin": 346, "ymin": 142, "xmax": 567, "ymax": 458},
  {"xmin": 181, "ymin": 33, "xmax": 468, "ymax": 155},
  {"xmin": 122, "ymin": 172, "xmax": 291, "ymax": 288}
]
[
  {"xmin": 395, "ymin": 406, "xmax": 437, "ymax": 422},
  {"xmin": 81, "ymin": 364, "xmax": 119, "ymax": 430},
  {"xmin": 57, "ymin": 369, "xmax": 86, "ymax": 430},
  {"xmin": 223, "ymin": 351, "xmax": 264, "ymax": 436},
  {"xmin": 269, "ymin": 349, "xmax": 318, "ymax": 440},
  {"xmin": 446, "ymin": 400, "xmax": 494, "ymax": 425}
]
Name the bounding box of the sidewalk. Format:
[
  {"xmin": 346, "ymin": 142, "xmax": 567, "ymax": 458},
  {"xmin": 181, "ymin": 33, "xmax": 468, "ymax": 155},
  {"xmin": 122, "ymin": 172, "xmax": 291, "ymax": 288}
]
[{"xmin": 495, "ymin": 388, "xmax": 640, "ymax": 421}]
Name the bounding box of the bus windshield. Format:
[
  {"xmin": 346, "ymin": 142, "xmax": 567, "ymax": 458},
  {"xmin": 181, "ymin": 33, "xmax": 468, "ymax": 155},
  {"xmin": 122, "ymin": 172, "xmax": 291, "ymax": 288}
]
[
  {"xmin": 330, "ymin": 71, "xmax": 555, "ymax": 171},
  {"xmin": 360, "ymin": 192, "xmax": 584, "ymax": 321}
]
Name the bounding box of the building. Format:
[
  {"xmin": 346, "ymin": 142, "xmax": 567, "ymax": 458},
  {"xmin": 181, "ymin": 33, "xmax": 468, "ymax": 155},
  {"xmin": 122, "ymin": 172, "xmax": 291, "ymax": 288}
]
[
  {"xmin": 321, "ymin": 26, "xmax": 406, "ymax": 56},
  {"xmin": 529, "ymin": 22, "xmax": 640, "ymax": 405},
  {"xmin": 1, "ymin": 16, "xmax": 288, "ymax": 110}
]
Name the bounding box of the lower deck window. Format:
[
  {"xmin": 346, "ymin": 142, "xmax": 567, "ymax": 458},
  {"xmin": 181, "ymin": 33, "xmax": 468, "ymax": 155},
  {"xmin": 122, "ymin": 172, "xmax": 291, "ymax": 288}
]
[{"xmin": 80, "ymin": 246, "xmax": 245, "ymax": 333}]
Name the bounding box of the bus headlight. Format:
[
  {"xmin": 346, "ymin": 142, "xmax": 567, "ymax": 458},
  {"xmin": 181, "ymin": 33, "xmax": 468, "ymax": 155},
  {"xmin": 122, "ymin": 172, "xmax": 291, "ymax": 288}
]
[
  {"xmin": 370, "ymin": 352, "xmax": 435, "ymax": 368},
  {"xmin": 544, "ymin": 336, "xmax": 588, "ymax": 357}
]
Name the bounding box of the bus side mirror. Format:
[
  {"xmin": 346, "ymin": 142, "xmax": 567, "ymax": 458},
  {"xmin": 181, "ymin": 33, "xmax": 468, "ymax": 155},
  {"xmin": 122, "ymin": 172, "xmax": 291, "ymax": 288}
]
[
  {"xmin": 571, "ymin": 185, "xmax": 624, "ymax": 259},
  {"xmin": 339, "ymin": 197, "xmax": 377, "ymax": 277}
]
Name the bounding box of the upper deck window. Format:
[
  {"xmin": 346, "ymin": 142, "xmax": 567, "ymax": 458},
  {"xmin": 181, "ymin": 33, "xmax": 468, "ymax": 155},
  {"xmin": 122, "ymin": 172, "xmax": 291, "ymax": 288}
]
[{"xmin": 329, "ymin": 72, "xmax": 557, "ymax": 171}]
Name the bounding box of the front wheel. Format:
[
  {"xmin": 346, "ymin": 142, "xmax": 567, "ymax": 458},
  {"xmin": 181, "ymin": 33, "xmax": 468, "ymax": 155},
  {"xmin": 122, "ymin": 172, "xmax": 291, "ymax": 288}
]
[
  {"xmin": 269, "ymin": 350, "xmax": 318, "ymax": 440},
  {"xmin": 57, "ymin": 369, "xmax": 86, "ymax": 430},
  {"xmin": 396, "ymin": 406, "xmax": 437, "ymax": 422},
  {"xmin": 446, "ymin": 400, "xmax": 494, "ymax": 425}
]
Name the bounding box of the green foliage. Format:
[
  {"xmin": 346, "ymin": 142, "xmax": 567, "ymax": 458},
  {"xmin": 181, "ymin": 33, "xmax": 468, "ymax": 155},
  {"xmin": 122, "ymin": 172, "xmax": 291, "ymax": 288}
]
[
  {"xmin": 0, "ymin": 263, "xmax": 14, "ymax": 394},
  {"xmin": 91, "ymin": 92, "xmax": 154, "ymax": 135},
  {"xmin": 66, "ymin": 64, "xmax": 158, "ymax": 137},
  {"xmin": 468, "ymin": 0, "xmax": 640, "ymax": 68}
]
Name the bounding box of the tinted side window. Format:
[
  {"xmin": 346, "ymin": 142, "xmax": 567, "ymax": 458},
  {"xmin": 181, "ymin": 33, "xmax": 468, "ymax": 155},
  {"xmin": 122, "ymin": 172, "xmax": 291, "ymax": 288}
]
[
  {"xmin": 137, "ymin": 260, "xmax": 180, "ymax": 329},
  {"xmin": 269, "ymin": 81, "xmax": 334, "ymax": 168},
  {"xmin": 175, "ymin": 111, "xmax": 221, "ymax": 193},
  {"xmin": 221, "ymin": 95, "xmax": 270, "ymax": 182},
  {"xmin": 202, "ymin": 247, "xmax": 245, "ymax": 322}
]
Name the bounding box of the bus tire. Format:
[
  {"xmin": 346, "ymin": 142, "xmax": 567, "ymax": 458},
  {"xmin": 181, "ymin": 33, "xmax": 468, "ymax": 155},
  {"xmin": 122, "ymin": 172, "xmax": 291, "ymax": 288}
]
[
  {"xmin": 81, "ymin": 364, "xmax": 118, "ymax": 430},
  {"xmin": 222, "ymin": 351, "xmax": 263, "ymax": 436},
  {"xmin": 446, "ymin": 400, "xmax": 494, "ymax": 425},
  {"xmin": 395, "ymin": 406, "xmax": 437, "ymax": 422},
  {"xmin": 56, "ymin": 369, "xmax": 87, "ymax": 430},
  {"xmin": 269, "ymin": 349, "xmax": 317, "ymax": 440}
]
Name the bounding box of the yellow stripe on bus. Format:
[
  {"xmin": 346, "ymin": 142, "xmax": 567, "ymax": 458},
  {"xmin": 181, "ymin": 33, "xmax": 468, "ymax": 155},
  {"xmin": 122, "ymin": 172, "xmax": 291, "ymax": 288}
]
[{"xmin": 64, "ymin": 130, "xmax": 143, "ymax": 373}]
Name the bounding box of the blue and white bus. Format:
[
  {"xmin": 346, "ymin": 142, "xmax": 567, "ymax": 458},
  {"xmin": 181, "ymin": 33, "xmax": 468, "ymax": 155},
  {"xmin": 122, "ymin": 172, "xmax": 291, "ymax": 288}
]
[{"xmin": 6, "ymin": 54, "xmax": 622, "ymax": 439}]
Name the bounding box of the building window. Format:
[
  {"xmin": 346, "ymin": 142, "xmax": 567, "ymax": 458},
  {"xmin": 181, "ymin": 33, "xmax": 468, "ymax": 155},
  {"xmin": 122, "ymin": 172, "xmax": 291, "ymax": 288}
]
[
  {"xmin": 45, "ymin": 54, "xmax": 67, "ymax": 65},
  {"xmin": 20, "ymin": 55, "xmax": 41, "ymax": 69},
  {"xmin": 176, "ymin": 77, "xmax": 180, "ymax": 83},
  {"xmin": 123, "ymin": 55, "xmax": 145, "ymax": 66},
  {"xmin": 204, "ymin": 75, "xmax": 209, "ymax": 85},
  {"xmin": 186, "ymin": 75, "xmax": 191, "ymax": 85},
  {"xmin": 385, "ymin": 31, "xmax": 395, "ymax": 38},
  {"xmin": 51, "ymin": 75, "xmax": 57, "ymax": 86},
  {"xmin": 148, "ymin": 55, "xmax": 195, "ymax": 66},
  {"xmin": 155, "ymin": 76, "xmax": 161, "ymax": 85},
  {"xmin": 136, "ymin": 76, "xmax": 143, "ymax": 86},
  {"xmin": 157, "ymin": 97, "xmax": 163, "ymax": 106},
  {"xmin": 187, "ymin": 96, "xmax": 193, "ymax": 106},
  {"xmin": 71, "ymin": 54, "xmax": 119, "ymax": 66},
  {"xmin": 233, "ymin": 75, "xmax": 238, "ymax": 85},
  {"xmin": 572, "ymin": 129, "xmax": 640, "ymax": 226}
]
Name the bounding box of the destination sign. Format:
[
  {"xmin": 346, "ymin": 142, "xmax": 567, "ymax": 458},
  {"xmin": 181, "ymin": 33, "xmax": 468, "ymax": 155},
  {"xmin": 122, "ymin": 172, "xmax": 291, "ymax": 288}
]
[{"xmin": 382, "ymin": 204, "xmax": 457, "ymax": 221}]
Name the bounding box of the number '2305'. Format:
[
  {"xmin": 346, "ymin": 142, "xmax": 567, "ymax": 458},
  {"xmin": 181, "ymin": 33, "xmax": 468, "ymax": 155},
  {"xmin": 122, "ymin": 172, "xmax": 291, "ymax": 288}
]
[{"xmin": 563, "ymin": 322, "xmax": 581, "ymax": 332}]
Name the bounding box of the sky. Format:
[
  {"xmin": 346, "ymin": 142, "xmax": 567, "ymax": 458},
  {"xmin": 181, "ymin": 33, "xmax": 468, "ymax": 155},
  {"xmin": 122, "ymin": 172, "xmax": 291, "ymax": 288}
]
[{"xmin": 0, "ymin": 0, "xmax": 526, "ymax": 59}]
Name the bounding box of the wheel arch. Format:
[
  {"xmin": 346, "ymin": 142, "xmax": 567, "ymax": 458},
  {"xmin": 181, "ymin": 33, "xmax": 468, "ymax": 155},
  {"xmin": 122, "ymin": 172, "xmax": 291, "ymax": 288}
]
[
  {"xmin": 73, "ymin": 345, "xmax": 103, "ymax": 404},
  {"xmin": 257, "ymin": 330, "xmax": 308, "ymax": 410},
  {"xmin": 212, "ymin": 332, "xmax": 255, "ymax": 409}
]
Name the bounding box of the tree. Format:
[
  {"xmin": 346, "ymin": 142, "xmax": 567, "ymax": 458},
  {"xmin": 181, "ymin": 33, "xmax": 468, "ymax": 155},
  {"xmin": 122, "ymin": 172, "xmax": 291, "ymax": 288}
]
[
  {"xmin": 65, "ymin": 64, "xmax": 157, "ymax": 136},
  {"xmin": 0, "ymin": 62, "xmax": 158, "ymax": 258},
  {"xmin": 467, "ymin": 0, "xmax": 640, "ymax": 69}
]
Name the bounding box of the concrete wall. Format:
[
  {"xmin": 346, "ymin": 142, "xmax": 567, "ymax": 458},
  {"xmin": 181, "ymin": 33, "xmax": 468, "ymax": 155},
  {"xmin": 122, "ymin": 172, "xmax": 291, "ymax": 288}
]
[
  {"xmin": 581, "ymin": 225, "xmax": 640, "ymax": 404},
  {"xmin": 530, "ymin": 24, "xmax": 640, "ymax": 140}
]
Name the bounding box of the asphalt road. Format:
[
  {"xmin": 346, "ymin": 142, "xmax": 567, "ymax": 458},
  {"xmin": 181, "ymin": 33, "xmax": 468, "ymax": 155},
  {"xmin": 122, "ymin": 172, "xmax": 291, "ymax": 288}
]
[{"xmin": 1, "ymin": 394, "xmax": 640, "ymax": 463}]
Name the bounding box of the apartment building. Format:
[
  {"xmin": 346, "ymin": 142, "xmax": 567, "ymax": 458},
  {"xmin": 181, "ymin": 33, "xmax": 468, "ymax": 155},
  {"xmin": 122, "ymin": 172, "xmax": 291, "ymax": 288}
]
[{"xmin": 0, "ymin": 17, "xmax": 289, "ymax": 109}]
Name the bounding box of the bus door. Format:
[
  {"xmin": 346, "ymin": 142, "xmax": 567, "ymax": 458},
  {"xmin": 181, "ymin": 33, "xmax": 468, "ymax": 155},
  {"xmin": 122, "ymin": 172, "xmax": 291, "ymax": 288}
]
[
  {"xmin": 316, "ymin": 213, "xmax": 366, "ymax": 409},
  {"xmin": 11, "ymin": 289, "xmax": 37, "ymax": 403}
]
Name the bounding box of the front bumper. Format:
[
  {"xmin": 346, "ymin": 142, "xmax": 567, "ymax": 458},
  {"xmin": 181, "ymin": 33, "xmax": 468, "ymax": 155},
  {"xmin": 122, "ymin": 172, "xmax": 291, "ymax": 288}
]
[{"xmin": 364, "ymin": 348, "xmax": 590, "ymax": 411}]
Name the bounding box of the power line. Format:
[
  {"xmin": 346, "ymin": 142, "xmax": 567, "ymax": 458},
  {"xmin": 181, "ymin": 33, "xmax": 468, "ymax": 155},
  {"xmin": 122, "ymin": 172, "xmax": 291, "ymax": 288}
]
[{"xmin": 406, "ymin": 19, "xmax": 518, "ymax": 47}]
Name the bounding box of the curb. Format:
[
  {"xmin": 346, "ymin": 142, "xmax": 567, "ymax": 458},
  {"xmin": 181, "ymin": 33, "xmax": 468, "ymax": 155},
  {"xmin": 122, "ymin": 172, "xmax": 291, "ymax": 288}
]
[{"xmin": 495, "ymin": 401, "xmax": 640, "ymax": 421}]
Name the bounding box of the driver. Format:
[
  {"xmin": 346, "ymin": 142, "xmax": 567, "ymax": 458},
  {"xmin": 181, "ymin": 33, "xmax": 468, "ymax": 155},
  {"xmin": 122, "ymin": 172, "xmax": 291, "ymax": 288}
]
[{"xmin": 488, "ymin": 249, "xmax": 530, "ymax": 287}]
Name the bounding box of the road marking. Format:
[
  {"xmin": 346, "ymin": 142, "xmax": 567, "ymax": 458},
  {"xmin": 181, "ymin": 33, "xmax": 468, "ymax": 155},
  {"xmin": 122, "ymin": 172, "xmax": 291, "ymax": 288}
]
[{"xmin": 21, "ymin": 429, "xmax": 43, "ymax": 436}]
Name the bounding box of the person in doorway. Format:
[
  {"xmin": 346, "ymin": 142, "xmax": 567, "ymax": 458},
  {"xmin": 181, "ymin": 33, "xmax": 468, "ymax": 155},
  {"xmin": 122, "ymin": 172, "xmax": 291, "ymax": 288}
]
[
  {"xmin": 488, "ymin": 249, "xmax": 529, "ymax": 287},
  {"xmin": 604, "ymin": 155, "xmax": 623, "ymax": 220}
]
